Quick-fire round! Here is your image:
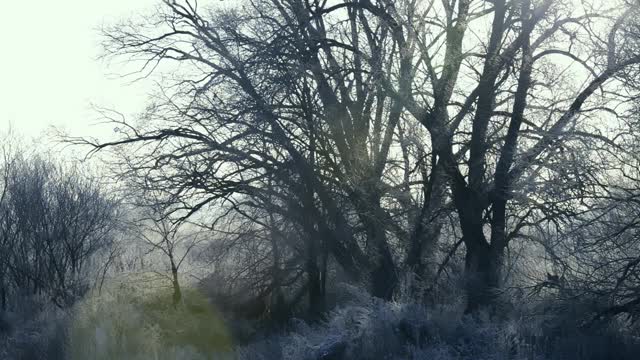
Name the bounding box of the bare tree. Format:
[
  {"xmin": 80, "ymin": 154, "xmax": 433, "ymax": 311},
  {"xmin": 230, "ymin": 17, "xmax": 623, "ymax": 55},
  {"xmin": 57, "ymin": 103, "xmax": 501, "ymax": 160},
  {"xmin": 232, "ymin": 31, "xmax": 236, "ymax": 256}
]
[
  {"xmin": 362, "ymin": 0, "xmax": 640, "ymax": 311},
  {"xmin": 130, "ymin": 202, "xmax": 205, "ymax": 307},
  {"xmin": 67, "ymin": 0, "xmax": 640, "ymax": 314},
  {"xmin": 0, "ymin": 149, "xmax": 119, "ymax": 308}
]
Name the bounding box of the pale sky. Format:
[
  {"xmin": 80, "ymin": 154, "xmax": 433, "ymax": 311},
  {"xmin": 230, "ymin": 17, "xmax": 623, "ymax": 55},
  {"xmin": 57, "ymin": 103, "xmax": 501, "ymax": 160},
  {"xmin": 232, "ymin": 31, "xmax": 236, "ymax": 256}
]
[
  {"xmin": 0, "ymin": 0, "xmax": 158, "ymax": 141},
  {"xmin": 0, "ymin": 0, "xmax": 602, "ymax": 146}
]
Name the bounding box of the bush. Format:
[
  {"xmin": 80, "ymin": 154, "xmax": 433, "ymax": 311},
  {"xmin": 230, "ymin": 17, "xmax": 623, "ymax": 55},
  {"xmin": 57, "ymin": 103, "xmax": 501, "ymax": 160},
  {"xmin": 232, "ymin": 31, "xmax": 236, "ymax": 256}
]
[
  {"xmin": 0, "ymin": 305, "xmax": 68, "ymax": 360},
  {"xmin": 233, "ymin": 285, "xmax": 640, "ymax": 360}
]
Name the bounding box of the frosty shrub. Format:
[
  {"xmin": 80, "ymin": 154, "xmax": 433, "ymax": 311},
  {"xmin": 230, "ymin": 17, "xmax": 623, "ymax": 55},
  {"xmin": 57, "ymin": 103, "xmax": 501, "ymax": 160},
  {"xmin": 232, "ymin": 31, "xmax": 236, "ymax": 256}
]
[
  {"xmin": 0, "ymin": 303, "xmax": 68, "ymax": 360},
  {"xmin": 234, "ymin": 285, "xmax": 640, "ymax": 360}
]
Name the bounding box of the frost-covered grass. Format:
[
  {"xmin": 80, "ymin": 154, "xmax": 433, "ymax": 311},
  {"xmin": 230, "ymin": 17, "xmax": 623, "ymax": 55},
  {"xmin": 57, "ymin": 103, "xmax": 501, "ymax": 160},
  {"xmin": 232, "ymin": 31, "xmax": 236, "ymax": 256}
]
[
  {"xmin": 0, "ymin": 273, "xmax": 233, "ymax": 360},
  {"xmin": 235, "ymin": 286, "xmax": 640, "ymax": 360},
  {"xmin": 67, "ymin": 273, "xmax": 233, "ymax": 360},
  {"xmin": 0, "ymin": 300, "xmax": 67, "ymax": 360},
  {"xmin": 2, "ymin": 283, "xmax": 640, "ymax": 359}
]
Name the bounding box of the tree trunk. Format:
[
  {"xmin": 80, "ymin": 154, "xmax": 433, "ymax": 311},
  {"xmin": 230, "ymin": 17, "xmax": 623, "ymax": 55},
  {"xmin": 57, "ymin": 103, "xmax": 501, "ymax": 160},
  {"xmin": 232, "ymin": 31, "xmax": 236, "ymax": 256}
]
[
  {"xmin": 366, "ymin": 206, "xmax": 398, "ymax": 300},
  {"xmin": 455, "ymin": 187, "xmax": 504, "ymax": 314},
  {"xmin": 307, "ymin": 254, "xmax": 324, "ymax": 316},
  {"xmin": 320, "ymin": 243, "xmax": 328, "ymax": 299},
  {"xmin": 0, "ymin": 282, "xmax": 5, "ymax": 311},
  {"xmin": 463, "ymin": 238, "xmax": 503, "ymax": 314},
  {"xmin": 406, "ymin": 154, "xmax": 444, "ymax": 285},
  {"xmin": 267, "ymin": 205, "xmax": 287, "ymax": 322},
  {"xmin": 370, "ymin": 244, "xmax": 397, "ymax": 300},
  {"xmin": 356, "ymin": 187, "xmax": 397, "ymax": 300},
  {"xmin": 407, "ymin": 226, "xmax": 441, "ymax": 288},
  {"xmin": 170, "ymin": 260, "xmax": 181, "ymax": 307},
  {"xmin": 269, "ymin": 257, "xmax": 286, "ymax": 322}
]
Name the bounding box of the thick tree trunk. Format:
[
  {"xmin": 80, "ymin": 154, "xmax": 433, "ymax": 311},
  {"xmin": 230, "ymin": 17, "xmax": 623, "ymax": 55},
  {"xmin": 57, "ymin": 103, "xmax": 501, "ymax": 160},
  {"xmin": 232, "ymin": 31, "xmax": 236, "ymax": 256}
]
[
  {"xmin": 407, "ymin": 226, "xmax": 441, "ymax": 285},
  {"xmin": 463, "ymin": 239, "xmax": 503, "ymax": 314},
  {"xmin": 455, "ymin": 188, "xmax": 504, "ymax": 314},
  {"xmin": 347, "ymin": 182, "xmax": 397, "ymax": 300},
  {"xmin": 370, "ymin": 243, "xmax": 397, "ymax": 300},
  {"xmin": 406, "ymin": 209, "xmax": 431, "ymax": 279},
  {"xmin": 365, "ymin": 198, "xmax": 398, "ymax": 300},
  {"xmin": 406, "ymin": 227, "xmax": 428, "ymax": 279},
  {"xmin": 406, "ymin": 154, "xmax": 444, "ymax": 285},
  {"xmin": 406, "ymin": 199, "xmax": 443, "ymax": 296}
]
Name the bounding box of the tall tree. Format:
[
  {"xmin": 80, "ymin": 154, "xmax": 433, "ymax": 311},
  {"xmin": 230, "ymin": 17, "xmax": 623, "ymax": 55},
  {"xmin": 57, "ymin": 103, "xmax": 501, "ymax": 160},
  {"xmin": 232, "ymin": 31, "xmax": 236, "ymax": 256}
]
[{"xmin": 69, "ymin": 0, "xmax": 640, "ymax": 313}]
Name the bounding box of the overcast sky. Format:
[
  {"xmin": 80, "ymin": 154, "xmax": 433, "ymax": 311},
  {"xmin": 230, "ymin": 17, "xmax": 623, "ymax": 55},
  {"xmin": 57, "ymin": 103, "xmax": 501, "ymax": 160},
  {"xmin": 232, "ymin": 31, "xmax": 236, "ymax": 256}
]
[
  {"xmin": 0, "ymin": 0, "xmax": 595, "ymax": 146},
  {"xmin": 0, "ymin": 0, "xmax": 159, "ymax": 141}
]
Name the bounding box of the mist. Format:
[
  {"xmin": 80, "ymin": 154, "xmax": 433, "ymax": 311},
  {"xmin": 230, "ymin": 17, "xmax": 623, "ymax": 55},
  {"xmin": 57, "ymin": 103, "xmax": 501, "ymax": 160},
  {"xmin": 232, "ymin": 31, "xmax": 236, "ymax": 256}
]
[{"xmin": 2, "ymin": 1, "xmax": 640, "ymax": 359}]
